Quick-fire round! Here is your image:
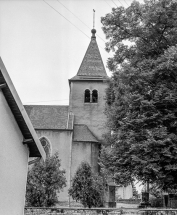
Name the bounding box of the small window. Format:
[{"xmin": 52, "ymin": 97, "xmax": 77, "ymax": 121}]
[
  {"xmin": 92, "ymin": 90, "xmax": 98, "ymax": 103},
  {"xmin": 40, "ymin": 137, "xmax": 51, "ymax": 157},
  {"xmin": 85, "ymin": 89, "xmax": 90, "ymax": 103}
]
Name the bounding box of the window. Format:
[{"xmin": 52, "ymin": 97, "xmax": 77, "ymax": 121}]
[
  {"xmin": 92, "ymin": 90, "xmax": 98, "ymax": 103},
  {"xmin": 84, "ymin": 89, "xmax": 98, "ymax": 103},
  {"xmin": 40, "ymin": 137, "xmax": 51, "ymax": 157},
  {"xmin": 84, "ymin": 89, "xmax": 90, "ymax": 103}
]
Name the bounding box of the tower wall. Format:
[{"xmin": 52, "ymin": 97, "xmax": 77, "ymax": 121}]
[{"xmin": 69, "ymin": 80, "xmax": 107, "ymax": 141}]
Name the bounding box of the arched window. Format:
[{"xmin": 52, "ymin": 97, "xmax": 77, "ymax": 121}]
[
  {"xmin": 92, "ymin": 90, "xmax": 98, "ymax": 103},
  {"xmin": 40, "ymin": 137, "xmax": 51, "ymax": 157},
  {"xmin": 84, "ymin": 89, "xmax": 90, "ymax": 103}
]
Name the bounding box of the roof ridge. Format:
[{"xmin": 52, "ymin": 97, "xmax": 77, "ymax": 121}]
[{"xmin": 85, "ymin": 125, "xmax": 99, "ymax": 142}]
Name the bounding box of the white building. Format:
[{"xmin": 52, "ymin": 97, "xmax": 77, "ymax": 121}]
[{"xmin": 0, "ymin": 57, "xmax": 46, "ymax": 215}]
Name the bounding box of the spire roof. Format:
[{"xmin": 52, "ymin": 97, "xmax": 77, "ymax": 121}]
[{"xmin": 69, "ymin": 29, "xmax": 108, "ymax": 82}]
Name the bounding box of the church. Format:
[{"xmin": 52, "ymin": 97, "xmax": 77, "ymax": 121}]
[{"xmin": 25, "ymin": 29, "xmax": 109, "ymax": 202}]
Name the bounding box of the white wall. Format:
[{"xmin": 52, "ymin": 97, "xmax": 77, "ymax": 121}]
[
  {"xmin": 35, "ymin": 130, "xmax": 72, "ymax": 202},
  {"xmin": 71, "ymin": 141, "xmax": 92, "ymax": 178},
  {"xmin": 116, "ymin": 185, "xmax": 133, "ymax": 199},
  {"xmin": 0, "ymin": 91, "xmax": 29, "ymax": 215}
]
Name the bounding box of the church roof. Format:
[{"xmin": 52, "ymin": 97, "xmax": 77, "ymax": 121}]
[
  {"xmin": 25, "ymin": 105, "xmax": 99, "ymax": 143},
  {"xmin": 69, "ymin": 29, "xmax": 108, "ymax": 82},
  {"xmin": 25, "ymin": 105, "xmax": 73, "ymax": 130},
  {"xmin": 73, "ymin": 124, "xmax": 99, "ymax": 143}
]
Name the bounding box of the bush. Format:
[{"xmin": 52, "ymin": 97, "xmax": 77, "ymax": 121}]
[
  {"xmin": 69, "ymin": 162, "xmax": 104, "ymax": 208},
  {"xmin": 26, "ymin": 152, "xmax": 66, "ymax": 207}
]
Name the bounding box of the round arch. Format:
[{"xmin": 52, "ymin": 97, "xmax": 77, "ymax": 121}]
[
  {"xmin": 84, "ymin": 89, "xmax": 91, "ymax": 103},
  {"xmin": 92, "ymin": 89, "xmax": 98, "ymax": 103},
  {"xmin": 39, "ymin": 136, "xmax": 52, "ymax": 157}
]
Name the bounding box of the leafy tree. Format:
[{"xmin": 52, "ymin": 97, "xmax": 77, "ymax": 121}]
[
  {"xmin": 26, "ymin": 152, "xmax": 66, "ymax": 207},
  {"xmin": 102, "ymin": 0, "xmax": 177, "ymax": 70},
  {"xmin": 100, "ymin": 0, "xmax": 177, "ymax": 190},
  {"xmin": 69, "ymin": 162, "xmax": 104, "ymax": 208}
]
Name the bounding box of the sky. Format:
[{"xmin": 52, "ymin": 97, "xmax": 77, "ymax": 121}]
[
  {"xmin": 1, "ymin": 0, "xmax": 144, "ymax": 192},
  {"xmin": 0, "ymin": 0, "xmax": 143, "ymax": 105}
]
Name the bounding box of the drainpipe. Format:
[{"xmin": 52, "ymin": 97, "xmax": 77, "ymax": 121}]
[{"xmin": 68, "ymin": 113, "xmax": 74, "ymax": 207}]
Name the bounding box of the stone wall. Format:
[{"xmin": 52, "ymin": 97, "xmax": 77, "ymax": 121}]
[
  {"xmin": 24, "ymin": 208, "xmax": 121, "ymax": 215},
  {"xmin": 24, "ymin": 208, "xmax": 177, "ymax": 215}
]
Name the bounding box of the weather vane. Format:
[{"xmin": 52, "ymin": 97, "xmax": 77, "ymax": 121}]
[{"xmin": 93, "ymin": 9, "xmax": 95, "ymax": 29}]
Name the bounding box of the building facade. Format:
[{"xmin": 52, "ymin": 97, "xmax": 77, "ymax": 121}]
[{"xmin": 0, "ymin": 58, "xmax": 45, "ymax": 215}]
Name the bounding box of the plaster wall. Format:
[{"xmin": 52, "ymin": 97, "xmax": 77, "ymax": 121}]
[
  {"xmin": 116, "ymin": 185, "xmax": 133, "ymax": 199},
  {"xmin": 71, "ymin": 141, "xmax": 91, "ymax": 178},
  {"xmin": 71, "ymin": 142, "xmax": 100, "ymax": 178},
  {"xmin": 35, "ymin": 130, "xmax": 72, "ymax": 202},
  {"xmin": 91, "ymin": 143, "xmax": 100, "ymax": 173},
  {"xmin": 0, "ymin": 90, "xmax": 29, "ymax": 215},
  {"xmin": 69, "ymin": 81, "xmax": 108, "ymax": 141}
]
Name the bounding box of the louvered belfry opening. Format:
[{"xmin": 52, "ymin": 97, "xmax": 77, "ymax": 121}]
[
  {"xmin": 92, "ymin": 90, "xmax": 98, "ymax": 103},
  {"xmin": 84, "ymin": 89, "xmax": 90, "ymax": 103}
]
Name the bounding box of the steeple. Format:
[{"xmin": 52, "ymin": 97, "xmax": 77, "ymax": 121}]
[
  {"xmin": 68, "ymin": 28, "xmax": 108, "ymax": 142},
  {"xmin": 69, "ymin": 29, "xmax": 108, "ymax": 82}
]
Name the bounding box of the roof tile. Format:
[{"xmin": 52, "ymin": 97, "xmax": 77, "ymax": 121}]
[
  {"xmin": 73, "ymin": 124, "xmax": 99, "ymax": 143},
  {"xmin": 25, "ymin": 105, "xmax": 70, "ymax": 129},
  {"xmin": 70, "ymin": 31, "xmax": 107, "ymax": 81}
]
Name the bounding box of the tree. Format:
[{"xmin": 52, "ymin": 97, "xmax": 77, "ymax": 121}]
[
  {"xmin": 102, "ymin": 0, "xmax": 177, "ymax": 70},
  {"xmin": 68, "ymin": 162, "xmax": 104, "ymax": 208},
  {"xmin": 26, "ymin": 152, "xmax": 66, "ymax": 207},
  {"xmin": 100, "ymin": 0, "xmax": 177, "ymax": 190}
]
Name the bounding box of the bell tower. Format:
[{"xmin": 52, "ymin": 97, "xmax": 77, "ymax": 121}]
[{"xmin": 69, "ymin": 29, "xmax": 108, "ymax": 142}]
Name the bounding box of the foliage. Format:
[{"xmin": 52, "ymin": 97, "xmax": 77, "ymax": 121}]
[
  {"xmin": 100, "ymin": 0, "xmax": 177, "ymax": 190},
  {"xmin": 68, "ymin": 162, "xmax": 104, "ymax": 208},
  {"xmin": 149, "ymin": 184, "xmax": 162, "ymax": 198},
  {"xmin": 26, "ymin": 152, "xmax": 66, "ymax": 207},
  {"xmin": 102, "ymin": 0, "xmax": 177, "ymax": 70},
  {"xmin": 132, "ymin": 183, "xmax": 139, "ymax": 198},
  {"xmin": 150, "ymin": 198, "xmax": 163, "ymax": 208}
]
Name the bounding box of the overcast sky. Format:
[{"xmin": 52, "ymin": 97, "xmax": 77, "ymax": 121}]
[{"xmin": 0, "ymin": 0, "xmax": 143, "ymax": 105}]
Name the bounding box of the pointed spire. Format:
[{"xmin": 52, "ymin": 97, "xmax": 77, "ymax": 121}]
[
  {"xmin": 76, "ymin": 29, "xmax": 107, "ymax": 78},
  {"xmin": 69, "ymin": 11, "xmax": 107, "ymax": 82},
  {"xmin": 69, "ymin": 29, "xmax": 107, "ymax": 81}
]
